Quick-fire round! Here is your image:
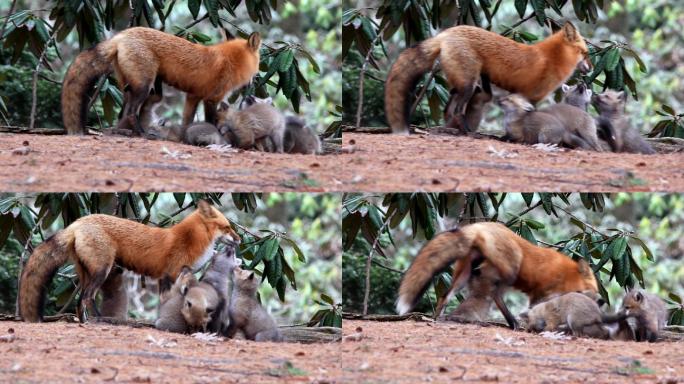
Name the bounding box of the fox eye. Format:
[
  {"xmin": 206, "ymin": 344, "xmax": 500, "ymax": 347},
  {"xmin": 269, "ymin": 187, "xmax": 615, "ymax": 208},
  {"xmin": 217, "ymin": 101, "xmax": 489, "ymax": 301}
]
[
  {"xmin": 206, "ymin": 308, "xmax": 214, "ymax": 314},
  {"xmin": 186, "ymin": 302, "xmax": 192, "ymax": 308}
]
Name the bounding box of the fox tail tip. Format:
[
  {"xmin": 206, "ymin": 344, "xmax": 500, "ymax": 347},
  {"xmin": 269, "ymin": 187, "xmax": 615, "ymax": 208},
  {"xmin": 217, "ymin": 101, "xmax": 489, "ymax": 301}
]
[{"xmin": 395, "ymin": 297, "xmax": 411, "ymax": 315}]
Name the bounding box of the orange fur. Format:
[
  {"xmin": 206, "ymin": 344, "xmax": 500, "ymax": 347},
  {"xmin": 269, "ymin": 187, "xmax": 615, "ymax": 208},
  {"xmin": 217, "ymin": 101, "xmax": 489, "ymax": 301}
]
[
  {"xmin": 396, "ymin": 222, "xmax": 597, "ymax": 329},
  {"xmin": 18, "ymin": 201, "xmax": 240, "ymax": 322},
  {"xmin": 62, "ymin": 27, "xmax": 261, "ymax": 134},
  {"xmin": 386, "ymin": 22, "xmax": 591, "ymax": 133}
]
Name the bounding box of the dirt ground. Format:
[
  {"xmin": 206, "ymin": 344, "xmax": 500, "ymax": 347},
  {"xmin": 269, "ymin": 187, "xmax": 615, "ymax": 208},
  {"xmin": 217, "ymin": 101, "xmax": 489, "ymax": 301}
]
[
  {"xmin": 0, "ymin": 321, "xmax": 340, "ymax": 383},
  {"xmin": 342, "ymin": 132, "xmax": 684, "ymax": 192},
  {"xmin": 0, "ymin": 133, "xmax": 341, "ymax": 192},
  {"xmin": 341, "ymin": 319, "xmax": 684, "ymax": 383}
]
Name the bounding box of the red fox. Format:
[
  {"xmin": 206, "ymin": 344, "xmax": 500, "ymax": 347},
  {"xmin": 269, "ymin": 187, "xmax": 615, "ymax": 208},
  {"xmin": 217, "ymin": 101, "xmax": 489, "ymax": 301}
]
[
  {"xmin": 62, "ymin": 27, "xmax": 261, "ymax": 135},
  {"xmin": 19, "ymin": 200, "xmax": 240, "ymax": 323},
  {"xmin": 396, "ymin": 222, "xmax": 598, "ymax": 329},
  {"xmin": 386, "ymin": 22, "xmax": 592, "ymax": 133}
]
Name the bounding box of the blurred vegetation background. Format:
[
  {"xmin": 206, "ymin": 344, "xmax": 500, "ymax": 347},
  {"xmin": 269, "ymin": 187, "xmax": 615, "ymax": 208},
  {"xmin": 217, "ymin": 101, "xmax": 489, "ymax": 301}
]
[
  {"xmin": 343, "ymin": 193, "xmax": 684, "ymax": 326},
  {"xmin": 0, "ymin": 0, "xmax": 341, "ymax": 137},
  {"xmin": 0, "ymin": 193, "xmax": 341, "ymax": 327},
  {"xmin": 342, "ymin": 0, "xmax": 684, "ymax": 138}
]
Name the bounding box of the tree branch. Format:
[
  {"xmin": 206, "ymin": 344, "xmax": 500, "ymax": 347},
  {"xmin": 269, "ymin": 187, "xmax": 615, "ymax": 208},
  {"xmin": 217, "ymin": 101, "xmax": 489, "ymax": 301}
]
[
  {"xmin": 363, "ymin": 210, "xmax": 394, "ymax": 315},
  {"xmin": 355, "ymin": 24, "xmax": 387, "ymax": 129},
  {"xmin": 29, "ymin": 25, "xmax": 59, "ymax": 129}
]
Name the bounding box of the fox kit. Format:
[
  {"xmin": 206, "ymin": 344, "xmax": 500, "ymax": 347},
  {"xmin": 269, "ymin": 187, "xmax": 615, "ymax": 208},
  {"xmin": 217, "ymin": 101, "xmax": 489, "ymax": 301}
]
[
  {"xmin": 396, "ymin": 222, "xmax": 598, "ymax": 329},
  {"xmin": 284, "ymin": 116, "xmax": 321, "ymax": 154},
  {"xmin": 226, "ymin": 267, "xmax": 282, "ymax": 342},
  {"xmin": 217, "ymin": 102, "xmax": 286, "ymax": 152},
  {"xmin": 498, "ymin": 94, "xmax": 601, "ymax": 151},
  {"xmin": 239, "ymin": 95, "xmax": 273, "ymax": 109},
  {"xmin": 622, "ymin": 289, "xmax": 667, "ymax": 342},
  {"xmin": 156, "ymin": 267, "xmax": 198, "ymax": 333},
  {"xmin": 561, "ymin": 83, "xmax": 592, "ymax": 111},
  {"xmin": 539, "ymin": 103, "xmax": 603, "ymax": 151},
  {"xmin": 523, "ymin": 292, "xmax": 626, "ymax": 338},
  {"xmin": 593, "ymin": 90, "xmax": 655, "ymax": 154},
  {"xmin": 386, "ymin": 22, "xmax": 592, "ymax": 133},
  {"xmin": 19, "ymin": 200, "xmax": 239, "ymax": 323},
  {"xmin": 99, "ymin": 266, "xmax": 128, "ymax": 320},
  {"xmin": 184, "ymin": 243, "xmax": 240, "ymax": 334},
  {"xmin": 444, "ymin": 78, "xmax": 493, "ymax": 132},
  {"xmin": 138, "ymin": 97, "xmax": 227, "ymax": 146},
  {"xmin": 62, "ymin": 27, "xmax": 261, "ymax": 135}
]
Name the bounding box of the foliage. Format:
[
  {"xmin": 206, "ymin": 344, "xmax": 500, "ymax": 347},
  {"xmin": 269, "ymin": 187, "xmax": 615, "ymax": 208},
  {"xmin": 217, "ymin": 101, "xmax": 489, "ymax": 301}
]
[
  {"xmin": 0, "ymin": 193, "xmax": 341, "ymax": 326},
  {"xmin": 342, "ymin": 0, "xmax": 683, "ymax": 137},
  {"xmin": 342, "ymin": 193, "xmax": 684, "ymax": 326},
  {"xmin": 0, "ymin": 1, "xmax": 340, "ymax": 134}
]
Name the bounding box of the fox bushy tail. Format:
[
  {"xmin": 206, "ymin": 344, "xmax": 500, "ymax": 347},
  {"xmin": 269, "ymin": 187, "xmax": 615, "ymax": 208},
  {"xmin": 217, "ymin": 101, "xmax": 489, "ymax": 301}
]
[
  {"xmin": 61, "ymin": 42, "xmax": 117, "ymax": 134},
  {"xmin": 396, "ymin": 229, "xmax": 471, "ymax": 315},
  {"xmin": 384, "ymin": 39, "xmax": 441, "ymax": 134},
  {"xmin": 19, "ymin": 231, "xmax": 75, "ymax": 322}
]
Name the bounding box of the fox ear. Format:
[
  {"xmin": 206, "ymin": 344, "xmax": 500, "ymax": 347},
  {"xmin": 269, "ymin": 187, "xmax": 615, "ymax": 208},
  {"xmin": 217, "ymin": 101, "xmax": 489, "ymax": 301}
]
[
  {"xmin": 616, "ymin": 90, "xmax": 626, "ymax": 101},
  {"xmin": 197, "ymin": 199, "xmax": 216, "ymax": 218},
  {"xmin": 576, "ymin": 259, "xmax": 593, "ymax": 277},
  {"xmin": 248, "ymin": 272, "xmax": 255, "ymax": 280},
  {"xmin": 561, "ymin": 84, "xmax": 572, "ymax": 93},
  {"xmin": 218, "ymin": 101, "xmax": 230, "ymax": 112},
  {"xmin": 562, "ymin": 21, "xmax": 579, "ymax": 41},
  {"xmin": 247, "ymin": 32, "xmax": 261, "ymax": 51},
  {"xmin": 521, "ymin": 100, "xmax": 535, "ymax": 112},
  {"xmin": 635, "ymin": 291, "xmax": 643, "ymax": 302}
]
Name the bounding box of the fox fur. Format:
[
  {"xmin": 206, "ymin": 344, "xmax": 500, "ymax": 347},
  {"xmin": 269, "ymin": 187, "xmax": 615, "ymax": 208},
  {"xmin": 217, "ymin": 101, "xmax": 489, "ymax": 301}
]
[
  {"xmin": 62, "ymin": 27, "xmax": 261, "ymax": 135},
  {"xmin": 396, "ymin": 222, "xmax": 598, "ymax": 329},
  {"xmin": 386, "ymin": 22, "xmax": 592, "ymax": 133},
  {"xmin": 19, "ymin": 200, "xmax": 239, "ymax": 323}
]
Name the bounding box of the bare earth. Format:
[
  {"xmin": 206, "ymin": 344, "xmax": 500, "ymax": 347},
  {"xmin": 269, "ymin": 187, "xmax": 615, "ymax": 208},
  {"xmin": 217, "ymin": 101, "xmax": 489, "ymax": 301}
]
[
  {"xmin": 0, "ymin": 321, "xmax": 340, "ymax": 383},
  {"xmin": 0, "ymin": 133, "xmax": 339, "ymax": 192},
  {"xmin": 342, "ymin": 320, "xmax": 684, "ymax": 383},
  {"xmin": 342, "ymin": 132, "xmax": 684, "ymax": 192}
]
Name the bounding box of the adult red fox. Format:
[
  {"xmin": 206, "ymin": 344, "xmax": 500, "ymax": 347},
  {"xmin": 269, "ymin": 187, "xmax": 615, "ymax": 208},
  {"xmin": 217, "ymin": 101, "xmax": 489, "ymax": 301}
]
[
  {"xmin": 19, "ymin": 200, "xmax": 240, "ymax": 322},
  {"xmin": 386, "ymin": 22, "xmax": 592, "ymax": 133},
  {"xmin": 396, "ymin": 222, "xmax": 598, "ymax": 329},
  {"xmin": 62, "ymin": 27, "xmax": 261, "ymax": 135}
]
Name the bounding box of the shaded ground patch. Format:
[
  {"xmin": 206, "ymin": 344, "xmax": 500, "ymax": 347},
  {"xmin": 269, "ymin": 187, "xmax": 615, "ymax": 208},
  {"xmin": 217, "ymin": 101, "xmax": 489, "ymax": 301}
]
[
  {"xmin": 340, "ymin": 132, "xmax": 684, "ymax": 192},
  {"xmin": 0, "ymin": 321, "xmax": 340, "ymax": 383},
  {"xmin": 341, "ymin": 319, "xmax": 684, "ymax": 383}
]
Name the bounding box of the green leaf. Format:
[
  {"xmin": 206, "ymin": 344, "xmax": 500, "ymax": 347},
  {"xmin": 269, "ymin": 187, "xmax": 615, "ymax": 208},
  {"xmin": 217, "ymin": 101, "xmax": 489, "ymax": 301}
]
[{"xmin": 320, "ymin": 293, "xmax": 334, "ymax": 305}]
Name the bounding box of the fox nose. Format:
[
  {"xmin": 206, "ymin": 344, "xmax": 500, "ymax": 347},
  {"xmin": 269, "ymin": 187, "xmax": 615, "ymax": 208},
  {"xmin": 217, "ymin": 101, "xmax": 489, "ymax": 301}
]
[
  {"xmin": 220, "ymin": 234, "xmax": 240, "ymax": 245},
  {"xmin": 578, "ymin": 57, "xmax": 593, "ymax": 74}
]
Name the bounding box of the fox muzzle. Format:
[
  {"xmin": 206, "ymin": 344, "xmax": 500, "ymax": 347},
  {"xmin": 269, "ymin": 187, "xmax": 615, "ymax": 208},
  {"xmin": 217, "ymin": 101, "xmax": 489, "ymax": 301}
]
[{"xmin": 578, "ymin": 57, "xmax": 593, "ymax": 73}]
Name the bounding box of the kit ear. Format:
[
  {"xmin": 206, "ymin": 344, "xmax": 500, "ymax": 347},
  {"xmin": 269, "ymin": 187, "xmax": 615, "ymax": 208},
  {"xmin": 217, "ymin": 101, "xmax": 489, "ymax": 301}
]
[{"xmin": 248, "ymin": 272, "xmax": 255, "ymax": 280}]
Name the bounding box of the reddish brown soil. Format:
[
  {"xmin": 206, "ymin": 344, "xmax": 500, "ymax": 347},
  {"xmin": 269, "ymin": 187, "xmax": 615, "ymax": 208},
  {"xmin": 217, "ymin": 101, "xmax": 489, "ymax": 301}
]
[
  {"xmin": 342, "ymin": 133, "xmax": 684, "ymax": 192},
  {"xmin": 341, "ymin": 320, "xmax": 684, "ymax": 383},
  {"xmin": 0, "ymin": 321, "xmax": 340, "ymax": 383},
  {"xmin": 0, "ymin": 133, "xmax": 339, "ymax": 192}
]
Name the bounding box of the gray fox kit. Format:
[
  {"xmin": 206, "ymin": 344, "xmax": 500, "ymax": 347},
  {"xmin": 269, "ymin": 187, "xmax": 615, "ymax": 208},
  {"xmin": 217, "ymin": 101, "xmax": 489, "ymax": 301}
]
[
  {"xmin": 498, "ymin": 94, "xmax": 601, "ymax": 151},
  {"xmin": 226, "ymin": 267, "xmax": 282, "ymax": 341},
  {"xmin": 561, "ymin": 83, "xmax": 592, "ymax": 111},
  {"xmin": 523, "ymin": 292, "xmax": 626, "ymax": 338},
  {"xmin": 444, "ymin": 78, "xmax": 493, "ymax": 133},
  {"xmin": 593, "ymin": 90, "xmax": 655, "ymax": 154},
  {"xmin": 155, "ymin": 267, "xmax": 198, "ymax": 333},
  {"xmin": 622, "ymin": 289, "xmax": 667, "ymax": 342},
  {"xmin": 99, "ymin": 266, "xmax": 128, "ymax": 320},
  {"xmin": 217, "ymin": 102, "xmax": 286, "ymax": 153}
]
